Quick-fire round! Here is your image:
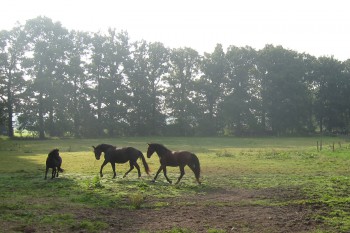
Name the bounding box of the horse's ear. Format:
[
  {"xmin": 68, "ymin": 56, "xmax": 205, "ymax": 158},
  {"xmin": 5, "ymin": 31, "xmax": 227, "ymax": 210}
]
[{"xmin": 92, "ymin": 146, "xmax": 95, "ymax": 149}]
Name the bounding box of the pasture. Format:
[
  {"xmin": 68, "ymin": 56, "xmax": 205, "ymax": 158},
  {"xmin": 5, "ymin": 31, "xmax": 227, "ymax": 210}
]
[{"xmin": 1, "ymin": 136, "xmax": 350, "ymax": 232}]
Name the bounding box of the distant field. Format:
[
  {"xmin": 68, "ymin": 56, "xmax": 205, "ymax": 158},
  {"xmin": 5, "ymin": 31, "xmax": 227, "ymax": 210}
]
[{"xmin": 1, "ymin": 136, "xmax": 350, "ymax": 232}]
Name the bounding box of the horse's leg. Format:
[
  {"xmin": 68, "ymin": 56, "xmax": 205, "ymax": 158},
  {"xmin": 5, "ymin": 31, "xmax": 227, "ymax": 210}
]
[
  {"xmin": 56, "ymin": 166, "xmax": 60, "ymax": 177},
  {"xmin": 152, "ymin": 166, "xmax": 163, "ymax": 182},
  {"xmin": 123, "ymin": 161, "xmax": 134, "ymax": 178},
  {"xmin": 51, "ymin": 167, "xmax": 56, "ymax": 179},
  {"xmin": 175, "ymin": 165, "xmax": 185, "ymax": 185},
  {"xmin": 134, "ymin": 162, "xmax": 141, "ymax": 178},
  {"xmin": 162, "ymin": 166, "xmax": 172, "ymax": 184},
  {"xmin": 45, "ymin": 167, "xmax": 49, "ymax": 179},
  {"xmin": 111, "ymin": 163, "xmax": 117, "ymax": 178},
  {"xmin": 100, "ymin": 160, "xmax": 108, "ymax": 177}
]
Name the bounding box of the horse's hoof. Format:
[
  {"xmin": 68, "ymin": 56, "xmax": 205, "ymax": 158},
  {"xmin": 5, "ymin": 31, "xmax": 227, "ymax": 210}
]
[{"xmin": 151, "ymin": 179, "xmax": 156, "ymax": 183}]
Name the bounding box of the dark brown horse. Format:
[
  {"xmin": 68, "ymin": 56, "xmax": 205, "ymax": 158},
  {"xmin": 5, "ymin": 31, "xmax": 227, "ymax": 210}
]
[
  {"xmin": 147, "ymin": 143, "xmax": 201, "ymax": 184},
  {"xmin": 92, "ymin": 144, "xmax": 150, "ymax": 179},
  {"xmin": 45, "ymin": 149, "xmax": 64, "ymax": 179}
]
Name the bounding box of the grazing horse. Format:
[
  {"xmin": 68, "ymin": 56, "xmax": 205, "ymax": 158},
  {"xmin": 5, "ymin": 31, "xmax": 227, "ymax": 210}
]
[
  {"xmin": 147, "ymin": 143, "xmax": 201, "ymax": 184},
  {"xmin": 45, "ymin": 149, "xmax": 63, "ymax": 179},
  {"xmin": 92, "ymin": 144, "xmax": 150, "ymax": 179}
]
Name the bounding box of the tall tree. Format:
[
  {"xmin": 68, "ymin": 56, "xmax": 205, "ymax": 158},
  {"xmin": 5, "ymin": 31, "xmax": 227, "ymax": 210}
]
[
  {"xmin": 101, "ymin": 29, "xmax": 129, "ymax": 136},
  {"xmin": 198, "ymin": 44, "xmax": 227, "ymax": 135},
  {"xmin": 88, "ymin": 32, "xmax": 107, "ymax": 137},
  {"xmin": 221, "ymin": 46, "xmax": 259, "ymax": 135},
  {"xmin": 147, "ymin": 42, "xmax": 169, "ymax": 135},
  {"xmin": 166, "ymin": 47, "xmax": 200, "ymax": 136},
  {"xmin": 88, "ymin": 30, "xmax": 130, "ymax": 136},
  {"xmin": 126, "ymin": 41, "xmax": 169, "ymax": 135},
  {"xmin": 343, "ymin": 59, "xmax": 350, "ymax": 133},
  {"xmin": 65, "ymin": 30, "xmax": 91, "ymax": 137},
  {"xmin": 0, "ymin": 26, "xmax": 27, "ymax": 137},
  {"xmin": 314, "ymin": 56, "xmax": 345, "ymax": 133},
  {"xmin": 21, "ymin": 16, "xmax": 69, "ymax": 138},
  {"xmin": 258, "ymin": 45, "xmax": 312, "ymax": 135},
  {"xmin": 126, "ymin": 40, "xmax": 150, "ymax": 135}
]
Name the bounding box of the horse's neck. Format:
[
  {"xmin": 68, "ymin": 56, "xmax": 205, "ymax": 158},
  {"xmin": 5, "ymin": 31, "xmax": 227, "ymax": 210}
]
[
  {"xmin": 101, "ymin": 145, "xmax": 113, "ymax": 152},
  {"xmin": 157, "ymin": 147, "xmax": 172, "ymax": 157}
]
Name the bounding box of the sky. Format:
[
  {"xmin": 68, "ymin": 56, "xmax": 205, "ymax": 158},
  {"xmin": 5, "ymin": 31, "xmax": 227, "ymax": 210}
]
[{"xmin": 1, "ymin": 0, "xmax": 349, "ymax": 61}]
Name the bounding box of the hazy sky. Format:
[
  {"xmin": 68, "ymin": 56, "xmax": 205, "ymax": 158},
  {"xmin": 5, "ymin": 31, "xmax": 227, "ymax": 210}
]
[{"xmin": 1, "ymin": 0, "xmax": 349, "ymax": 60}]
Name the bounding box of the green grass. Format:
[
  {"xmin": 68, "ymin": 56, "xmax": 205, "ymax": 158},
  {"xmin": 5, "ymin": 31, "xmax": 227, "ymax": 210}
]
[{"xmin": 1, "ymin": 136, "xmax": 350, "ymax": 232}]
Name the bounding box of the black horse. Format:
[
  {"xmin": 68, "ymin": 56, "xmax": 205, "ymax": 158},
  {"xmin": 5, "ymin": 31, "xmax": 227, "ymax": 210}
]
[
  {"xmin": 92, "ymin": 144, "xmax": 150, "ymax": 179},
  {"xmin": 45, "ymin": 149, "xmax": 63, "ymax": 179},
  {"xmin": 147, "ymin": 143, "xmax": 201, "ymax": 184}
]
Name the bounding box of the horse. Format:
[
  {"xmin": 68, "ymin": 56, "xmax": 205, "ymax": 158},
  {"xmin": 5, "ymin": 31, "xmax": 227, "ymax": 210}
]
[
  {"xmin": 45, "ymin": 149, "xmax": 64, "ymax": 179},
  {"xmin": 92, "ymin": 144, "xmax": 150, "ymax": 179},
  {"xmin": 146, "ymin": 143, "xmax": 201, "ymax": 184}
]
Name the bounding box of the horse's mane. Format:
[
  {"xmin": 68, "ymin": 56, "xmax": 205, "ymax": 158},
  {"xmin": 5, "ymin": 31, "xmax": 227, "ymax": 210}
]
[
  {"xmin": 96, "ymin": 144, "xmax": 116, "ymax": 149},
  {"xmin": 149, "ymin": 143, "xmax": 171, "ymax": 153}
]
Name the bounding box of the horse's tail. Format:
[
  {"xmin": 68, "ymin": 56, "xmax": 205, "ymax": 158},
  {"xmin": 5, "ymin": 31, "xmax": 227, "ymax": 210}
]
[
  {"xmin": 191, "ymin": 154, "xmax": 201, "ymax": 183},
  {"xmin": 139, "ymin": 151, "xmax": 150, "ymax": 175}
]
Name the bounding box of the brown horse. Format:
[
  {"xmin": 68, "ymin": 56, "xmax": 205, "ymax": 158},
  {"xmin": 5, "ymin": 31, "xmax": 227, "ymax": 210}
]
[
  {"xmin": 45, "ymin": 149, "xmax": 64, "ymax": 179},
  {"xmin": 146, "ymin": 143, "xmax": 201, "ymax": 184},
  {"xmin": 92, "ymin": 144, "xmax": 150, "ymax": 179}
]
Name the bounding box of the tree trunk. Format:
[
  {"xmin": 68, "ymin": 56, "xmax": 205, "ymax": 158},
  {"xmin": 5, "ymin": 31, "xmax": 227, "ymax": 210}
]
[
  {"xmin": 38, "ymin": 92, "xmax": 45, "ymax": 139},
  {"xmin": 7, "ymin": 72, "xmax": 14, "ymax": 138}
]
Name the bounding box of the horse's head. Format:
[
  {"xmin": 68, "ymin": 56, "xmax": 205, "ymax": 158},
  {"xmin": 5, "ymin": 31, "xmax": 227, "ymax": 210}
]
[
  {"xmin": 92, "ymin": 146, "xmax": 103, "ymax": 160},
  {"xmin": 147, "ymin": 143, "xmax": 156, "ymax": 158},
  {"xmin": 48, "ymin": 149, "xmax": 59, "ymax": 158}
]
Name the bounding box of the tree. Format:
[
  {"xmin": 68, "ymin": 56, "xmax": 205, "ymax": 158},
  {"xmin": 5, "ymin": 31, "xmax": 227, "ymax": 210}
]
[
  {"xmin": 258, "ymin": 45, "xmax": 312, "ymax": 135},
  {"xmin": 0, "ymin": 26, "xmax": 27, "ymax": 137},
  {"xmin": 87, "ymin": 32, "xmax": 107, "ymax": 137},
  {"xmin": 65, "ymin": 30, "xmax": 91, "ymax": 137},
  {"xmin": 198, "ymin": 44, "xmax": 227, "ymax": 135},
  {"xmin": 21, "ymin": 16, "xmax": 70, "ymax": 139},
  {"xmin": 125, "ymin": 41, "xmax": 169, "ymax": 135},
  {"xmin": 87, "ymin": 30, "xmax": 130, "ymax": 137},
  {"xmin": 314, "ymin": 56, "xmax": 345, "ymax": 133},
  {"xmin": 343, "ymin": 59, "xmax": 350, "ymax": 134},
  {"xmin": 221, "ymin": 46, "xmax": 259, "ymax": 136},
  {"xmin": 166, "ymin": 47, "xmax": 200, "ymax": 136},
  {"xmin": 101, "ymin": 29, "xmax": 130, "ymax": 136}
]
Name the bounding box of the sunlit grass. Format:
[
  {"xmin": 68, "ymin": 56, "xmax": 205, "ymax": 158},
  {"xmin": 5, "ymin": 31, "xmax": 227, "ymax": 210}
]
[{"xmin": 1, "ymin": 136, "xmax": 350, "ymax": 232}]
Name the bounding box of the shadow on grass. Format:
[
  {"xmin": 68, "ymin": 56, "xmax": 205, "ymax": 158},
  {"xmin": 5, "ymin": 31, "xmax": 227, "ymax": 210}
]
[{"xmin": 0, "ymin": 161, "xmax": 209, "ymax": 233}]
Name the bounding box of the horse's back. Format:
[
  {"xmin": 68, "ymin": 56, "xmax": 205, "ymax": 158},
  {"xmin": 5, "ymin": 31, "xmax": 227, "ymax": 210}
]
[
  {"xmin": 46, "ymin": 155, "xmax": 62, "ymax": 168},
  {"xmin": 107, "ymin": 147, "xmax": 140, "ymax": 163},
  {"xmin": 164, "ymin": 151, "xmax": 194, "ymax": 166}
]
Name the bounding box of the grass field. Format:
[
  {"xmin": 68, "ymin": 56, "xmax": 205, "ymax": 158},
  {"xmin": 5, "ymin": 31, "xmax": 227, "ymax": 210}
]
[{"xmin": 1, "ymin": 136, "xmax": 350, "ymax": 232}]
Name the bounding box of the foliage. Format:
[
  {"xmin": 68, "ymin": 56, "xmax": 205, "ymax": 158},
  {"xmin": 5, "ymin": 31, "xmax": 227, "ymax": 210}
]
[{"xmin": 1, "ymin": 17, "xmax": 350, "ymax": 138}]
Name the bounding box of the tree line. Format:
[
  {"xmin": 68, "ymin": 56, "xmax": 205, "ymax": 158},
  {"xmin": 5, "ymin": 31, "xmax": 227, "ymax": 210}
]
[{"xmin": 1, "ymin": 16, "xmax": 350, "ymax": 138}]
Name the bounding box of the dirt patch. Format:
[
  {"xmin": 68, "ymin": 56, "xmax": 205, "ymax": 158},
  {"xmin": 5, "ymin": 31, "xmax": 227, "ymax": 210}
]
[
  {"xmin": 78, "ymin": 188, "xmax": 321, "ymax": 233},
  {"xmin": 3, "ymin": 188, "xmax": 324, "ymax": 233}
]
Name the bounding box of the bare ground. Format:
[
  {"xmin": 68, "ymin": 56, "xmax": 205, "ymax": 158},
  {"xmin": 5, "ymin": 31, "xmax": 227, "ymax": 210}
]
[{"xmin": 4, "ymin": 187, "xmax": 326, "ymax": 233}]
